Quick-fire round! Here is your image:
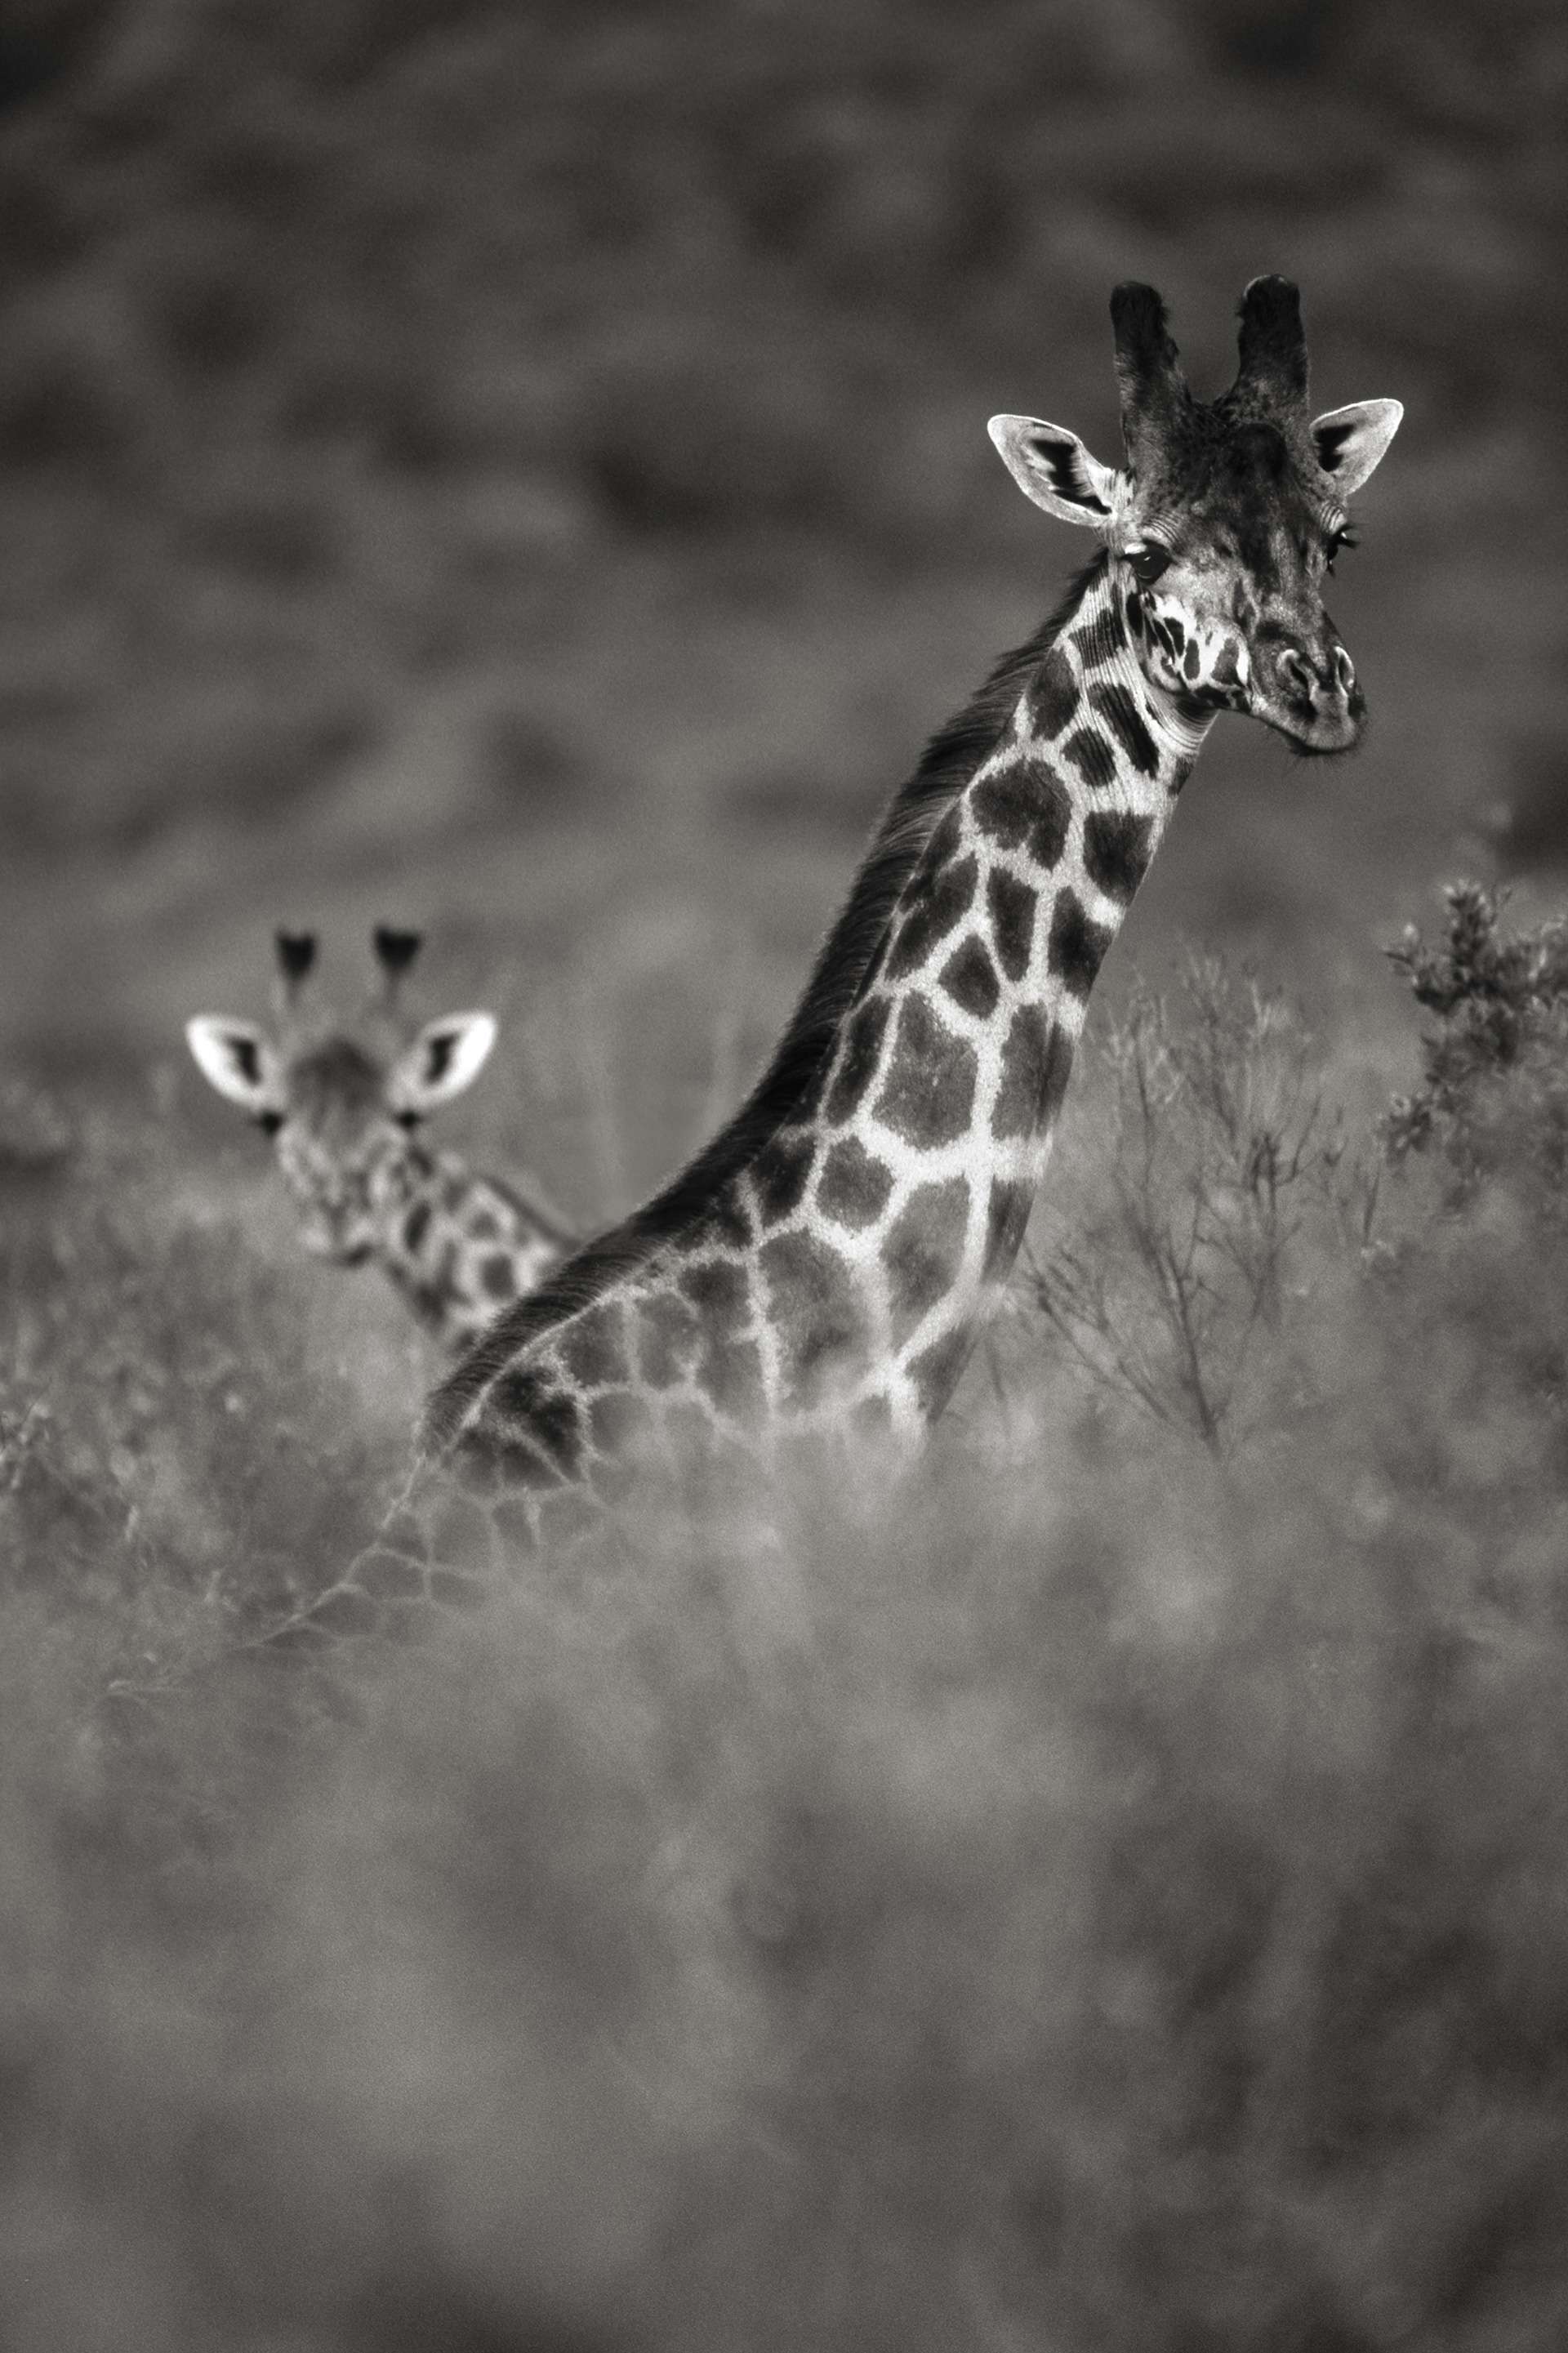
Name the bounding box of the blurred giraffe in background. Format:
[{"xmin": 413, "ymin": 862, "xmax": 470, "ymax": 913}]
[
  {"xmin": 187, "ymin": 929, "xmax": 576, "ymax": 1353},
  {"xmin": 265, "ymin": 275, "xmax": 1402, "ymax": 1647}
]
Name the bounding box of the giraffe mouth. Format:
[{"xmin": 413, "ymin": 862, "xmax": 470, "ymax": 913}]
[{"xmin": 1261, "ymin": 698, "xmax": 1365, "ymax": 759}]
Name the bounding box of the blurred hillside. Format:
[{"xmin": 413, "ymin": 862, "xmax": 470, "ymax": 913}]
[{"xmin": 0, "ymin": 0, "xmax": 1563, "ymax": 1161}]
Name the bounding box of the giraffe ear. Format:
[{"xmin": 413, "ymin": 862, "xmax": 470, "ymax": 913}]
[
  {"xmin": 1310, "ymin": 399, "xmax": 1402, "ymax": 494},
  {"xmin": 388, "ymin": 1011, "xmax": 497, "ymax": 1114},
  {"xmin": 987, "ymin": 415, "xmax": 1120, "ymax": 528},
  {"xmin": 185, "ymin": 1018, "xmax": 287, "ymax": 1117}
]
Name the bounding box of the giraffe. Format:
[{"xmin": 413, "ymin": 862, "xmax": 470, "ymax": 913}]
[
  {"xmin": 186, "ymin": 928, "xmax": 576, "ymax": 1352},
  {"xmin": 271, "ymin": 277, "xmax": 1402, "ymax": 1647}
]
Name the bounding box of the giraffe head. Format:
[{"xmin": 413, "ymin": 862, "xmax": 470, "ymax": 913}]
[
  {"xmin": 989, "ymin": 277, "xmax": 1401, "ymax": 755},
  {"xmin": 185, "ymin": 929, "xmax": 498, "ymax": 1265}
]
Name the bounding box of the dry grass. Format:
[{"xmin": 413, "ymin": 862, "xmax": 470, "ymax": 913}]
[{"xmin": 6, "ymin": 946, "xmax": 1568, "ymax": 2351}]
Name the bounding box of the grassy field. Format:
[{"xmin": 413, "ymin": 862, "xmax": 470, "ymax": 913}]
[
  {"xmin": 8, "ymin": 929, "xmax": 1568, "ymax": 2349},
  {"xmin": 3, "ymin": 1, "xmax": 1568, "ymax": 2344}
]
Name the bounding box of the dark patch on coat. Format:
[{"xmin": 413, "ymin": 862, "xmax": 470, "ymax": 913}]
[
  {"xmin": 1026, "ymin": 644, "xmax": 1080, "ymax": 738},
  {"xmin": 940, "ymin": 933, "xmax": 1001, "ymax": 1019},
  {"xmin": 559, "ymin": 1301, "xmax": 631, "ymax": 1390},
  {"xmin": 587, "ymin": 1388, "xmax": 651, "ymax": 1454},
  {"xmin": 993, "ymin": 1006, "xmax": 1074, "ymax": 1139},
  {"xmin": 468, "ymin": 1208, "xmax": 500, "ymax": 1245},
  {"xmin": 480, "ymin": 1252, "xmax": 518, "ymax": 1301},
  {"xmin": 488, "ymin": 1494, "xmax": 541, "ymax": 1547},
  {"xmin": 825, "ymin": 992, "xmax": 892, "ymax": 1124},
  {"xmin": 429, "ymin": 1567, "xmax": 488, "ymax": 1610},
  {"xmin": 402, "ymin": 1200, "xmax": 431, "ymax": 1254},
  {"xmin": 1089, "ymin": 683, "xmax": 1160, "ymax": 778},
  {"xmin": 885, "ymin": 855, "xmax": 979, "ymax": 982},
  {"xmin": 759, "ymin": 1230, "xmax": 870, "ymax": 1409},
  {"xmin": 697, "ymin": 1332, "xmax": 764, "ymax": 1416},
  {"xmin": 490, "ymin": 1366, "xmax": 585, "ymax": 1477},
  {"xmin": 424, "ymin": 1491, "xmax": 493, "ymax": 1574},
  {"xmin": 679, "ymin": 1256, "xmax": 751, "ymax": 1329},
  {"xmin": 984, "ymin": 1176, "xmax": 1036, "ymax": 1280},
  {"xmin": 688, "ymin": 1187, "xmax": 753, "ymax": 1251},
  {"xmin": 1071, "ymin": 604, "xmax": 1126, "ymax": 671},
  {"xmin": 906, "ymin": 1324, "xmax": 973, "ymax": 1419},
  {"xmin": 752, "ymin": 1132, "xmax": 816, "ymax": 1227},
  {"xmin": 1082, "ymin": 810, "xmax": 1155, "ymax": 906},
  {"xmin": 817, "ymin": 1137, "xmax": 895, "ymax": 1230},
  {"xmin": 1062, "ymin": 729, "xmax": 1117, "ymax": 792},
  {"xmin": 872, "ymin": 992, "xmax": 978, "ymax": 1149},
  {"xmin": 310, "ymin": 1584, "xmax": 381, "ymax": 1637},
  {"xmin": 972, "ymin": 758, "xmax": 1071, "ymax": 870},
  {"xmin": 635, "ymin": 1289, "xmax": 702, "ymax": 1389},
  {"xmin": 882, "ymin": 1178, "xmax": 970, "ymax": 1344},
  {"xmin": 987, "ymin": 869, "xmax": 1037, "ymax": 983},
  {"xmin": 379, "ymin": 1509, "xmax": 430, "ymax": 1559},
  {"xmin": 1047, "ymin": 891, "xmax": 1114, "ymax": 999},
  {"xmin": 357, "ymin": 1549, "xmax": 427, "ymax": 1602}
]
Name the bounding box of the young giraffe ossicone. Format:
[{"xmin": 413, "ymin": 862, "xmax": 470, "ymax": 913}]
[
  {"xmin": 187, "ymin": 928, "xmax": 575, "ymax": 1352},
  {"xmin": 274, "ymin": 277, "xmax": 1401, "ymax": 1650}
]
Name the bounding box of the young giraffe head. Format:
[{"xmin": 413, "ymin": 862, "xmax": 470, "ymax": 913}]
[
  {"xmin": 186, "ymin": 929, "xmax": 498, "ymax": 1268},
  {"xmin": 990, "ymin": 276, "xmax": 1401, "ymax": 755}
]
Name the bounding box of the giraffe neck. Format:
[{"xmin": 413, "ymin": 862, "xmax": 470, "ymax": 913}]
[
  {"xmin": 433, "ymin": 555, "xmax": 1211, "ymax": 1465},
  {"xmin": 719, "ymin": 554, "xmax": 1211, "ymax": 1426},
  {"xmin": 261, "ymin": 560, "xmax": 1217, "ymax": 1650},
  {"xmin": 370, "ymin": 1143, "xmax": 573, "ymax": 1352}
]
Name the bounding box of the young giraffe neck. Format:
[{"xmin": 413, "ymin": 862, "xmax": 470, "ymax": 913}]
[
  {"xmin": 265, "ymin": 557, "xmax": 1216, "ymax": 1651},
  {"xmin": 369, "ymin": 1140, "xmax": 574, "ymax": 1353}
]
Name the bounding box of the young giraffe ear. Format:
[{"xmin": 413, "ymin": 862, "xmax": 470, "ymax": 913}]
[
  {"xmin": 987, "ymin": 415, "xmax": 1120, "ymax": 529},
  {"xmin": 387, "ymin": 1011, "xmax": 497, "ymax": 1116},
  {"xmin": 1310, "ymin": 399, "xmax": 1403, "ymax": 495},
  {"xmin": 185, "ymin": 1017, "xmax": 286, "ymax": 1119}
]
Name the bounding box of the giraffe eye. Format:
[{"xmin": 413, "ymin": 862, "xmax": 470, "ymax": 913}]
[
  {"xmin": 1125, "ymin": 543, "xmax": 1172, "ymax": 586},
  {"xmin": 393, "ymin": 1107, "xmax": 423, "ymax": 1130},
  {"xmin": 1325, "ymin": 526, "xmax": 1358, "ymax": 575},
  {"xmin": 256, "ymin": 1109, "xmax": 283, "ymax": 1136}
]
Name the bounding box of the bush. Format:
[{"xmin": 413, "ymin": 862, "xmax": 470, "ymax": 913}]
[
  {"xmin": 1018, "ymin": 958, "xmax": 1377, "ymax": 1450},
  {"xmin": 1385, "ymin": 880, "xmax": 1568, "ymax": 1207}
]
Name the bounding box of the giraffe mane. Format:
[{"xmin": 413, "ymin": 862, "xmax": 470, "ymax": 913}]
[{"xmin": 425, "ymin": 557, "xmax": 1103, "ymax": 1447}]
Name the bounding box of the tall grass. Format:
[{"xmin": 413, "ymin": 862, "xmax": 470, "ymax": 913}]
[{"xmin": 5, "ymin": 942, "xmax": 1568, "ymax": 2349}]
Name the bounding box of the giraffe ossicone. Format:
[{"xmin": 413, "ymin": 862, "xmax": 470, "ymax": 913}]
[
  {"xmin": 186, "ymin": 927, "xmax": 575, "ymax": 1352},
  {"xmin": 273, "ymin": 276, "xmax": 1402, "ymax": 1651}
]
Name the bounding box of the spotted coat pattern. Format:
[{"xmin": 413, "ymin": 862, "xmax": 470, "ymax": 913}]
[
  {"xmin": 367, "ymin": 1143, "xmax": 576, "ymax": 1353},
  {"xmin": 269, "ymin": 560, "xmax": 1214, "ymax": 1650}
]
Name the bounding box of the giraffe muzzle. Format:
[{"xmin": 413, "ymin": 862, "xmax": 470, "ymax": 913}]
[{"xmin": 1265, "ymin": 637, "xmax": 1364, "ymax": 755}]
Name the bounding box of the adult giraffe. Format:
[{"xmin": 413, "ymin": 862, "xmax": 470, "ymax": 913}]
[
  {"xmin": 188, "ymin": 928, "xmax": 574, "ymax": 1352},
  {"xmin": 276, "ymin": 277, "xmax": 1401, "ymax": 1644}
]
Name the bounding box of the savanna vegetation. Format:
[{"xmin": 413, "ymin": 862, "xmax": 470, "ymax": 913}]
[{"xmin": 7, "ymin": 894, "xmax": 1568, "ymax": 2351}]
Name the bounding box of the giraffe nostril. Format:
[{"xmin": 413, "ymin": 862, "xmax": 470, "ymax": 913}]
[
  {"xmin": 1278, "ymin": 648, "xmax": 1312, "ymax": 701},
  {"xmin": 1334, "ymin": 644, "xmax": 1356, "ymax": 697}
]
